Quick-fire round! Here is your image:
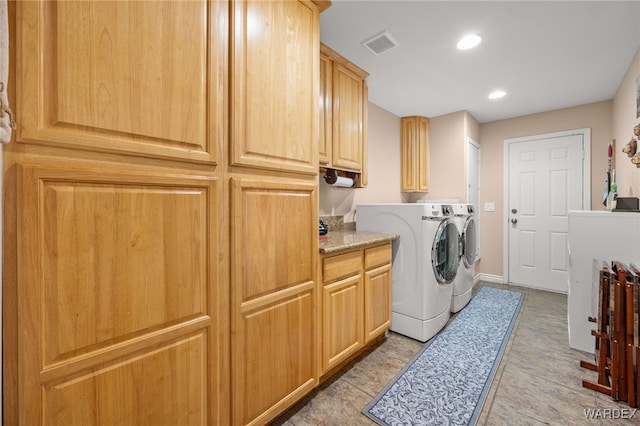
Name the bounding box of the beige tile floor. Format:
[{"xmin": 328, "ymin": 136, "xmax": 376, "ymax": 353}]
[{"xmin": 272, "ymin": 282, "xmax": 640, "ymax": 425}]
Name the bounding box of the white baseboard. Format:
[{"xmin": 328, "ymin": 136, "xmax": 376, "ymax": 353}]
[{"xmin": 476, "ymin": 273, "xmax": 504, "ymax": 284}]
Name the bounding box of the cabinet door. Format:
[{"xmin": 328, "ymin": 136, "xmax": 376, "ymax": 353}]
[
  {"xmin": 331, "ymin": 63, "xmax": 364, "ymax": 172},
  {"xmin": 11, "ymin": 163, "xmax": 219, "ymax": 426},
  {"xmin": 231, "ymin": 0, "xmax": 319, "ymax": 174},
  {"xmin": 322, "ymin": 274, "xmax": 363, "ymax": 372},
  {"xmin": 417, "ymin": 117, "xmax": 430, "ymax": 191},
  {"xmin": 319, "ymin": 52, "xmax": 332, "ymax": 165},
  {"xmin": 364, "ymin": 264, "xmax": 392, "ymax": 343},
  {"xmin": 17, "ymin": 0, "xmax": 223, "ymax": 164},
  {"xmin": 230, "ymin": 177, "xmax": 318, "ymax": 426},
  {"xmin": 401, "ymin": 116, "xmax": 429, "ymax": 192}
]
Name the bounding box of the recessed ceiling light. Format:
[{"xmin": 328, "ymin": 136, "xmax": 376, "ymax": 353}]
[
  {"xmin": 488, "ymin": 90, "xmax": 506, "ymax": 100},
  {"xmin": 457, "ymin": 34, "xmax": 482, "ymax": 50}
]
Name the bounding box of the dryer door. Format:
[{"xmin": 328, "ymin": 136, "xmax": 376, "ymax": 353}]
[
  {"xmin": 431, "ymin": 219, "xmax": 460, "ymax": 284},
  {"xmin": 462, "ymin": 216, "xmax": 477, "ymax": 268}
]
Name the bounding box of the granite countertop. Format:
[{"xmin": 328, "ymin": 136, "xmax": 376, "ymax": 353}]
[{"xmin": 319, "ymin": 230, "xmax": 398, "ymax": 255}]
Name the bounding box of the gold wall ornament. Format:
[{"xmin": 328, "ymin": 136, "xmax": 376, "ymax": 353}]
[
  {"xmin": 622, "ymin": 138, "xmax": 637, "ymax": 157},
  {"xmin": 625, "ymin": 122, "xmax": 640, "ymax": 167}
]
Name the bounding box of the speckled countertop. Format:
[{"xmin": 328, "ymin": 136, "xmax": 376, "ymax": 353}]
[{"xmin": 319, "ymin": 230, "xmax": 398, "ymax": 255}]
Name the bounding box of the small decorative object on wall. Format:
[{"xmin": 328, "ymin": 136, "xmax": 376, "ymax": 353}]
[
  {"xmin": 622, "ymin": 123, "xmax": 640, "ymax": 168},
  {"xmin": 622, "ymin": 138, "xmax": 637, "ymax": 157}
]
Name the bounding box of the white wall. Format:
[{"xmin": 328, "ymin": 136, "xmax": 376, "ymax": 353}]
[{"xmin": 612, "ymin": 47, "xmax": 640, "ymax": 195}]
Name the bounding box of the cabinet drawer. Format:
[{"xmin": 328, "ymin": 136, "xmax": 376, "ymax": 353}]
[
  {"xmin": 364, "ymin": 243, "xmax": 392, "ymax": 270},
  {"xmin": 323, "ymin": 250, "xmax": 362, "ymax": 283}
]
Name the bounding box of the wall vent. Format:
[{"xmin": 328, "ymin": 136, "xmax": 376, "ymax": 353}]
[{"xmin": 362, "ymin": 31, "xmax": 399, "ymax": 56}]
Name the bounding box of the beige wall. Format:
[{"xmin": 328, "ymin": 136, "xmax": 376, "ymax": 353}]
[
  {"xmin": 612, "ymin": 47, "xmax": 640, "ymax": 196},
  {"xmin": 319, "ymin": 102, "xmax": 403, "ymax": 222},
  {"xmin": 403, "ymin": 110, "xmax": 479, "ymax": 204},
  {"xmin": 319, "ymin": 104, "xmax": 475, "ymax": 222},
  {"xmin": 477, "ymin": 101, "xmax": 613, "ymax": 278},
  {"xmin": 415, "ymin": 111, "xmax": 466, "ymax": 202},
  {"xmin": 465, "ymin": 110, "xmax": 480, "ymax": 146}
]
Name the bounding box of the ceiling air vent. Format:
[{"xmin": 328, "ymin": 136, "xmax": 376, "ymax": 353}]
[{"xmin": 362, "ymin": 31, "xmax": 399, "ymax": 56}]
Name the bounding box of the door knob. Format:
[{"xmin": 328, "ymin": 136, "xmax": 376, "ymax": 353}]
[{"xmin": 511, "ymin": 218, "xmax": 518, "ymax": 224}]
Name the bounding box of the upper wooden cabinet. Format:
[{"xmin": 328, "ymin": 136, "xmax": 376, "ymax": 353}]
[
  {"xmin": 319, "ymin": 44, "xmax": 369, "ymax": 174},
  {"xmin": 401, "ymin": 116, "xmax": 430, "ymax": 192},
  {"xmin": 17, "ymin": 0, "xmax": 224, "ymax": 164},
  {"xmin": 231, "ymin": 0, "xmax": 319, "ymax": 174},
  {"xmin": 319, "ymin": 53, "xmax": 332, "ymax": 165}
]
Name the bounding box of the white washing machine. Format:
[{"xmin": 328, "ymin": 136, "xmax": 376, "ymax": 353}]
[
  {"xmin": 356, "ymin": 203, "xmax": 459, "ymax": 342},
  {"xmin": 450, "ymin": 204, "xmax": 477, "ymax": 313}
]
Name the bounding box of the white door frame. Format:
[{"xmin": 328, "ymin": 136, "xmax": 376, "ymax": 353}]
[
  {"xmin": 466, "ymin": 137, "xmax": 481, "ymax": 260},
  {"xmin": 502, "ymin": 128, "xmax": 591, "ymax": 285}
]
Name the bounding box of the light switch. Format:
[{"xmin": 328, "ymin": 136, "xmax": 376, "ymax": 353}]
[{"xmin": 484, "ymin": 202, "xmax": 495, "ymax": 212}]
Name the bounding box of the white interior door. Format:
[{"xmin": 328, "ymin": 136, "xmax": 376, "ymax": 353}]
[
  {"xmin": 506, "ymin": 130, "xmax": 589, "ymax": 292},
  {"xmin": 466, "ymin": 138, "xmax": 480, "ymax": 260}
]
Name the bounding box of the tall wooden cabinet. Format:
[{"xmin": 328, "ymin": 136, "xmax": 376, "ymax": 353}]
[
  {"xmin": 6, "ymin": 1, "xmax": 227, "ymax": 425},
  {"xmin": 319, "ymin": 43, "xmax": 369, "ymax": 185},
  {"xmin": 5, "ymin": 1, "xmax": 322, "ymax": 426},
  {"xmin": 229, "ymin": 2, "xmax": 320, "ymax": 425},
  {"xmin": 401, "ymin": 116, "xmax": 430, "ymax": 192}
]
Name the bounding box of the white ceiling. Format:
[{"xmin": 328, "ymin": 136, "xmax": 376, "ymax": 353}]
[{"xmin": 320, "ymin": 1, "xmax": 640, "ymax": 123}]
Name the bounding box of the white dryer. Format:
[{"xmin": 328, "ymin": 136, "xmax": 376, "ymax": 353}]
[
  {"xmin": 356, "ymin": 203, "xmax": 459, "ymax": 342},
  {"xmin": 450, "ymin": 204, "xmax": 477, "ymax": 312}
]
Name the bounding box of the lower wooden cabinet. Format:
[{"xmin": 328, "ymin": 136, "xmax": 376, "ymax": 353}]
[
  {"xmin": 230, "ymin": 177, "xmax": 318, "ymax": 426},
  {"xmin": 320, "ymin": 242, "xmax": 392, "ymax": 375},
  {"xmin": 364, "ymin": 245, "xmax": 393, "ymax": 342},
  {"xmin": 321, "ymin": 250, "xmax": 363, "ymax": 372},
  {"xmin": 6, "ymin": 162, "xmax": 221, "ymax": 426}
]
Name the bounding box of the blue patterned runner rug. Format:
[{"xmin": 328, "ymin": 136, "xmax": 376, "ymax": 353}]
[{"xmin": 363, "ymin": 286, "xmax": 524, "ymax": 425}]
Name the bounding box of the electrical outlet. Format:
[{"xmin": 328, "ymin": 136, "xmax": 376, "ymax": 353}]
[{"xmin": 484, "ymin": 202, "xmax": 495, "ymax": 212}]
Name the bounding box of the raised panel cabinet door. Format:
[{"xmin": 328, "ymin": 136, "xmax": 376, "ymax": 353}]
[
  {"xmin": 230, "ymin": 177, "xmax": 318, "ymax": 425},
  {"xmin": 10, "ymin": 163, "xmax": 220, "ymax": 425},
  {"xmin": 401, "ymin": 116, "xmax": 429, "ymax": 192},
  {"xmin": 364, "ymin": 264, "xmax": 392, "ymax": 343},
  {"xmin": 318, "ymin": 52, "xmax": 332, "ymax": 165},
  {"xmin": 417, "ymin": 116, "xmax": 430, "ymax": 191},
  {"xmin": 322, "ymin": 274, "xmax": 364, "ymax": 373},
  {"xmin": 401, "ymin": 117, "xmax": 418, "ymax": 191},
  {"xmin": 17, "ymin": 0, "xmax": 225, "ymax": 164},
  {"xmin": 359, "ymin": 81, "xmax": 369, "ymax": 187},
  {"xmin": 331, "ymin": 63, "xmax": 364, "ymax": 172},
  {"xmin": 231, "ymin": 0, "xmax": 319, "ymax": 174}
]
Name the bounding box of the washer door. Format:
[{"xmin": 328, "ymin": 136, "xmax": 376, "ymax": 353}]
[
  {"xmin": 431, "ymin": 219, "xmax": 460, "ymax": 284},
  {"xmin": 462, "ymin": 216, "xmax": 477, "ymax": 268}
]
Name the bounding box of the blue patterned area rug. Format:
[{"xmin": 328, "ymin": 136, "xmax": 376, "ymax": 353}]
[{"xmin": 363, "ymin": 286, "xmax": 524, "ymax": 426}]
